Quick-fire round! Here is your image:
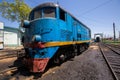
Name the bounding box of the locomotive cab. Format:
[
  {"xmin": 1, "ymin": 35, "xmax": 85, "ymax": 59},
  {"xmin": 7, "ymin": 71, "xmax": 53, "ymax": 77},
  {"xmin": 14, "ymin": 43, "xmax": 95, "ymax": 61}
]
[
  {"xmin": 29, "ymin": 6, "xmax": 57, "ymax": 21},
  {"xmin": 22, "ymin": 7, "xmax": 57, "ymax": 28}
]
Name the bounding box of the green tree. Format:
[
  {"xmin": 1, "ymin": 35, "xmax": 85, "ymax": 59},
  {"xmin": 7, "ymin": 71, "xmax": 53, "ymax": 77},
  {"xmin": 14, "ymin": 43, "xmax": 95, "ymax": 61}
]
[{"xmin": 0, "ymin": 0, "xmax": 32, "ymax": 22}]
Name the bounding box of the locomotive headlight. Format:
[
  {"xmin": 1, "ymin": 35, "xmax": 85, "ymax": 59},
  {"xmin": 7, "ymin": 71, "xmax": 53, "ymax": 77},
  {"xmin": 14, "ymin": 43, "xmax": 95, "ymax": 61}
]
[
  {"xmin": 21, "ymin": 20, "xmax": 30, "ymax": 28},
  {"xmin": 32, "ymin": 35, "xmax": 41, "ymax": 42}
]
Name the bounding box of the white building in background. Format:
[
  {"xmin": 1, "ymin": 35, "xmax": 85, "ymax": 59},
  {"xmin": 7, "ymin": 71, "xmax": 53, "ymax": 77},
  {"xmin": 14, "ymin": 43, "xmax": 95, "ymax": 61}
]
[
  {"xmin": 0, "ymin": 21, "xmax": 24, "ymax": 49},
  {"xmin": 4, "ymin": 26, "xmax": 24, "ymax": 47},
  {"xmin": 0, "ymin": 22, "xmax": 4, "ymax": 49}
]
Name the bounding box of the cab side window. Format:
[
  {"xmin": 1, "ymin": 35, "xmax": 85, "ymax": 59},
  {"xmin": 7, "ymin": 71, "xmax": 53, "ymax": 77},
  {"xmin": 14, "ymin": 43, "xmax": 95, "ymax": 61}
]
[
  {"xmin": 60, "ymin": 9, "xmax": 65, "ymax": 21},
  {"xmin": 34, "ymin": 10, "xmax": 42, "ymax": 19},
  {"xmin": 43, "ymin": 8, "xmax": 55, "ymax": 18}
]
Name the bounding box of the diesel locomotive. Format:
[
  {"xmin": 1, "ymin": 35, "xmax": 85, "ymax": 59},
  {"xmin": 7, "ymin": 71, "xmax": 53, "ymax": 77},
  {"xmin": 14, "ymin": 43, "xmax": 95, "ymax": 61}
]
[{"xmin": 21, "ymin": 3, "xmax": 91, "ymax": 72}]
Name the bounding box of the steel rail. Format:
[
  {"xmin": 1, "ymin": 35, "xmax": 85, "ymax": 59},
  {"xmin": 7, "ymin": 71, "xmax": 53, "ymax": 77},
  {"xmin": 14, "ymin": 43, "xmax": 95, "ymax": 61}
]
[
  {"xmin": 0, "ymin": 54, "xmax": 17, "ymax": 60},
  {"xmin": 103, "ymin": 44, "xmax": 120, "ymax": 55},
  {"xmin": 0, "ymin": 67, "xmax": 18, "ymax": 74},
  {"xmin": 99, "ymin": 44, "xmax": 119, "ymax": 80},
  {"xmin": 0, "ymin": 49, "xmax": 25, "ymax": 60}
]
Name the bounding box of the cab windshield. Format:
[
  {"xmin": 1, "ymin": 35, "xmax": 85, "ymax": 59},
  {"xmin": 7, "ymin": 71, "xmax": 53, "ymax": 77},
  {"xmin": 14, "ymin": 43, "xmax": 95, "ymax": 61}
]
[{"xmin": 30, "ymin": 7, "xmax": 56, "ymax": 20}]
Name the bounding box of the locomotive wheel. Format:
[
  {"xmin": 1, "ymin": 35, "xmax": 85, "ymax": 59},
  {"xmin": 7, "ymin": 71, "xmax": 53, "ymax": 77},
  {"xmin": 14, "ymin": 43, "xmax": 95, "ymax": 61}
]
[
  {"xmin": 60, "ymin": 54, "xmax": 66, "ymax": 62},
  {"xmin": 74, "ymin": 49, "xmax": 78, "ymax": 56},
  {"xmin": 81, "ymin": 44, "xmax": 85, "ymax": 52},
  {"xmin": 73, "ymin": 45, "xmax": 78, "ymax": 56},
  {"xmin": 54, "ymin": 54, "xmax": 65, "ymax": 64},
  {"xmin": 77, "ymin": 46, "xmax": 81, "ymax": 55},
  {"xmin": 54, "ymin": 56, "xmax": 60, "ymax": 64}
]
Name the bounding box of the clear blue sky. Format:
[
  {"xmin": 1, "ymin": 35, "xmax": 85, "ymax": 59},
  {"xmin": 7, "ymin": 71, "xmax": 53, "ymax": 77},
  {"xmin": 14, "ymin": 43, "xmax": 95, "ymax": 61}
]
[{"xmin": 0, "ymin": 0, "xmax": 120, "ymax": 38}]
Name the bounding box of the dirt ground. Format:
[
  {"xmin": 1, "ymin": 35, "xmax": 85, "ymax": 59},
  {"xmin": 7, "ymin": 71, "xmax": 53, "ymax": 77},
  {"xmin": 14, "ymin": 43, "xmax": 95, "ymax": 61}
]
[
  {"xmin": 0, "ymin": 43, "xmax": 114, "ymax": 80},
  {"xmin": 0, "ymin": 57, "xmax": 17, "ymax": 71},
  {"xmin": 39, "ymin": 43, "xmax": 114, "ymax": 80}
]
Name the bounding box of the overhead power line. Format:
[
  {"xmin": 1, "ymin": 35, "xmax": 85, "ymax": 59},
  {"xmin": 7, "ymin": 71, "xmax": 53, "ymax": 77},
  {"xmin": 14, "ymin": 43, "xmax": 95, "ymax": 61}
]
[
  {"xmin": 79, "ymin": 16, "xmax": 107, "ymax": 25},
  {"xmin": 80, "ymin": 0, "xmax": 113, "ymax": 15}
]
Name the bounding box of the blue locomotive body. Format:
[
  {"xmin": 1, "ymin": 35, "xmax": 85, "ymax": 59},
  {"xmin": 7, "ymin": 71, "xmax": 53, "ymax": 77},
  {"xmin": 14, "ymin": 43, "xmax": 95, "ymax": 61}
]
[{"xmin": 22, "ymin": 3, "xmax": 91, "ymax": 72}]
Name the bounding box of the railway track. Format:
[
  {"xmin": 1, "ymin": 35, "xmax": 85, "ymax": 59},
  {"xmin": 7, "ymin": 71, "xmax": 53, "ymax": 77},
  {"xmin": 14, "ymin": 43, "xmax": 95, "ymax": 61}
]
[
  {"xmin": 0, "ymin": 54, "xmax": 17, "ymax": 60},
  {"xmin": 0, "ymin": 57, "xmax": 25, "ymax": 79},
  {"xmin": 104, "ymin": 43, "xmax": 120, "ymax": 51},
  {"xmin": 0, "ymin": 67, "xmax": 18, "ymax": 75},
  {"xmin": 0, "ymin": 66, "xmax": 25, "ymax": 80},
  {"xmin": 0, "ymin": 49, "xmax": 25, "ymax": 60},
  {"xmin": 99, "ymin": 43, "xmax": 120, "ymax": 80}
]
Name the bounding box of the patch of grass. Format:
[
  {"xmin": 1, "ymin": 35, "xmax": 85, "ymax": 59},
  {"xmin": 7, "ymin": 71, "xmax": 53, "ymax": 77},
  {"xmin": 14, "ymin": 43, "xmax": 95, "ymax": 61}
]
[{"xmin": 102, "ymin": 40, "xmax": 120, "ymax": 45}]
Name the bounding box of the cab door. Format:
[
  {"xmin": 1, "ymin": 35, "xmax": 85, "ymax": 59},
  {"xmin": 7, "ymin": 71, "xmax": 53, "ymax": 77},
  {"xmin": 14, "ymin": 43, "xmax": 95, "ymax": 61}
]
[{"xmin": 72, "ymin": 21, "xmax": 78, "ymax": 41}]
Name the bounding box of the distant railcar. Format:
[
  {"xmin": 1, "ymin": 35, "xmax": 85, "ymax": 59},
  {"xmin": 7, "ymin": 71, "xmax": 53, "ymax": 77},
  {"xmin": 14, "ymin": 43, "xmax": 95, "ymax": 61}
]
[
  {"xmin": 21, "ymin": 3, "xmax": 91, "ymax": 72},
  {"xmin": 95, "ymin": 37, "xmax": 100, "ymax": 42}
]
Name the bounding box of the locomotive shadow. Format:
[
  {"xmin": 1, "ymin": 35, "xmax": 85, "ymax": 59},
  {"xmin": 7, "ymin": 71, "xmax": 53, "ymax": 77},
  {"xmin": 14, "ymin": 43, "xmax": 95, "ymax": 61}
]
[
  {"xmin": 8, "ymin": 58, "xmax": 42, "ymax": 79},
  {"xmin": 8, "ymin": 57, "xmax": 60, "ymax": 79},
  {"xmin": 8, "ymin": 50, "xmax": 86, "ymax": 79},
  {"xmin": 8, "ymin": 58, "xmax": 31, "ymax": 75}
]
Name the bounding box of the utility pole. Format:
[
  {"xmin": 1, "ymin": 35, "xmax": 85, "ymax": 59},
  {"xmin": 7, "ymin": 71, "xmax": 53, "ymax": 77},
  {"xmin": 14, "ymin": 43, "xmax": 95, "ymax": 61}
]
[
  {"xmin": 113, "ymin": 22, "xmax": 116, "ymax": 41},
  {"xmin": 119, "ymin": 31, "xmax": 120, "ymax": 39}
]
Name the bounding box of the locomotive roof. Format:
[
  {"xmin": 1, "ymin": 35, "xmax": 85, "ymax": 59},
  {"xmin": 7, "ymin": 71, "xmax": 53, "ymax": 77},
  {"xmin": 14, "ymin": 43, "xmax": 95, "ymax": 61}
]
[
  {"xmin": 33, "ymin": 3, "xmax": 58, "ymax": 10},
  {"xmin": 32, "ymin": 3, "xmax": 91, "ymax": 31}
]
